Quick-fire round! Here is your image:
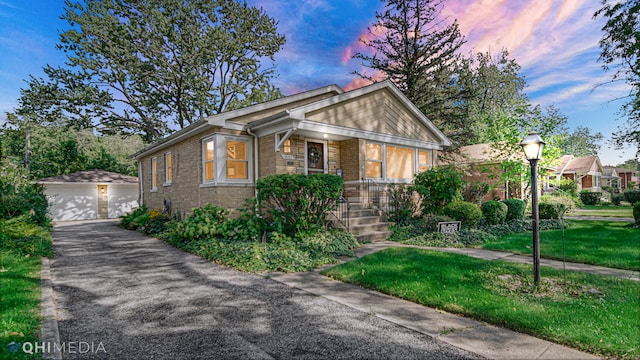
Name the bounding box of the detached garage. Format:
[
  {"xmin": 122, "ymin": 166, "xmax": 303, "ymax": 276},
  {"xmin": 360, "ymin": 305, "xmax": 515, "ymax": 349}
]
[{"xmin": 38, "ymin": 169, "xmax": 139, "ymax": 221}]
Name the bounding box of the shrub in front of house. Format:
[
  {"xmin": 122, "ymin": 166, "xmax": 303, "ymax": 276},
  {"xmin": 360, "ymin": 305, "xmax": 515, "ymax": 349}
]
[
  {"xmin": 623, "ymin": 190, "xmax": 640, "ymax": 204},
  {"xmin": 120, "ymin": 205, "xmax": 170, "ymax": 235},
  {"xmin": 481, "ymin": 200, "xmax": 508, "ymax": 225},
  {"xmin": 413, "ymin": 165, "xmax": 464, "ymax": 215},
  {"xmin": 257, "ymin": 173, "xmax": 343, "ymax": 236},
  {"xmin": 386, "ymin": 184, "xmax": 421, "ymax": 224},
  {"xmin": 388, "ymin": 214, "xmax": 454, "ymax": 242},
  {"xmin": 443, "ymin": 201, "xmax": 482, "ymax": 226},
  {"xmin": 634, "ymin": 202, "xmax": 640, "ymax": 224},
  {"xmin": 539, "ymin": 202, "xmax": 567, "ymax": 219},
  {"xmin": 579, "ymin": 191, "xmax": 601, "ymax": 206},
  {"xmin": 462, "ymin": 181, "xmax": 490, "ymax": 205},
  {"xmin": 501, "ymin": 198, "xmax": 525, "ymax": 221},
  {"xmin": 611, "ymin": 193, "xmax": 623, "ymax": 205}
]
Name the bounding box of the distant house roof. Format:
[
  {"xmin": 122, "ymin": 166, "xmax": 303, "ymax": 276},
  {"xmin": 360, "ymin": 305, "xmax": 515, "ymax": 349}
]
[
  {"xmin": 554, "ymin": 155, "xmax": 602, "ymax": 176},
  {"xmin": 604, "ymin": 166, "xmax": 638, "ymax": 175},
  {"xmin": 38, "ymin": 169, "xmax": 138, "ymax": 184},
  {"xmin": 443, "ymin": 143, "xmax": 524, "ymax": 165}
]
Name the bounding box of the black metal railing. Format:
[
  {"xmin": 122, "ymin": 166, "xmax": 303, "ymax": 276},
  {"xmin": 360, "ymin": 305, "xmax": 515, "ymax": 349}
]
[
  {"xmin": 326, "ymin": 196, "xmax": 350, "ymax": 232},
  {"xmin": 359, "ymin": 179, "xmax": 414, "ymax": 224}
]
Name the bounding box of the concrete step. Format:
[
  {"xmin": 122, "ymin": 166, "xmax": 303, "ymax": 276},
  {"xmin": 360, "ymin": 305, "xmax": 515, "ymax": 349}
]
[
  {"xmin": 348, "ymin": 208, "xmax": 381, "ymax": 218},
  {"xmin": 348, "ymin": 216, "xmax": 389, "ymax": 226},
  {"xmin": 350, "ymin": 222, "xmax": 393, "ymax": 233},
  {"xmin": 356, "ymin": 230, "xmax": 393, "ymax": 243}
]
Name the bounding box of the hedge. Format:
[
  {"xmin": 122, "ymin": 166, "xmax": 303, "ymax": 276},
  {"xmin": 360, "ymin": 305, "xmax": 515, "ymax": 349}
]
[
  {"xmin": 443, "ymin": 201, "xmax": 482, "ymax": 226},
  {"xmin": 579, "ymin": 191, "xmax": 601, "ymax": 206},
  {"xmin": 481, "ymin": 200, "xmax": 508, "ymax": 225},
  {"xmin": 502, "ymin": 198, "xmax": 525, "ymax": 221},
  {"xmin": 539, "ymin": 202, "xmax": 567, "ymax": 220}
]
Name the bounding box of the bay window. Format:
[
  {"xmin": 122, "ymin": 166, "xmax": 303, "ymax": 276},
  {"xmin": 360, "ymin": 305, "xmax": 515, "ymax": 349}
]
[{"xmin": 202, "ymin": 134, "xmax": 252, "ymax": 184}]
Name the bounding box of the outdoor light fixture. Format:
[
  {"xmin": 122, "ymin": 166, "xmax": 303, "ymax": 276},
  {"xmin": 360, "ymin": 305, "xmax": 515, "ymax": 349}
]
[{"xmin": 521, "ymin": 131, "xmax": 545, "ymax": 286}]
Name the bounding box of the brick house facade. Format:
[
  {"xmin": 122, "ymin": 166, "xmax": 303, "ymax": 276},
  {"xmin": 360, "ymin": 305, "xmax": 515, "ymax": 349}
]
[{"xmin": 132, "ymin": 81, "xmax": 451, "ymax": 216}]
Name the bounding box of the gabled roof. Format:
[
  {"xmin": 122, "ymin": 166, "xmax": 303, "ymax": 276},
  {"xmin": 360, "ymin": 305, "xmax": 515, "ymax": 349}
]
[
  {"xmin": 443, "ymin": 142, "xmax": 525, "ymax": 165},
  {"xmin": 604, "ymin": 166, "xmax": 639, "ymax": 175},
  {"xmin": 555, "ymin": 155, "xmax": 602, "ymax": 175},
  {"xmin": 38, "ymin": 169, "xmax": 138, "ymax": 184}
]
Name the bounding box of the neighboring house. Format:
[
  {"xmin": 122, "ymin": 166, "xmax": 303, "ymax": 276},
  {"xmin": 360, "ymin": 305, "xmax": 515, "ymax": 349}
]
[
  {"xmin": 38, "ymin": 169, "xmax": 139, "ymax": 221},
  {"xmin": 601, "ymin": 166, "xmax": 620, "ymax": 191},
  {"xmin": 440, "ymin": 143, "xmax": 527, "ymax": 201},
  {"xmin": 131, "ymin": 80, "xmax": 451, "ymax": 217},
  {"xmin": 553, "ymin": 155, "xmax": 603, "ymax": 192},
  {"xmin": 603, "ymin": 166, "xmax": 639, "ymax": 192}
]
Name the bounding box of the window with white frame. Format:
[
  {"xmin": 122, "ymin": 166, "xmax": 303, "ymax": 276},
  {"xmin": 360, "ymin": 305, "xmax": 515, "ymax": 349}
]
[
  {"xmin": 151, "ymin": 157, "xmax": 158, "ymax": 190},
  {"xmin": 165, "ymin": 151, "xmax": 173, "ymax": 184},
  {"xmin": 365, "ymin": 142, "xmax": 432, "ymax": 181},
  {"xmin": 202, "ymin": 134, "xmax": 252, "ymax": 184}
]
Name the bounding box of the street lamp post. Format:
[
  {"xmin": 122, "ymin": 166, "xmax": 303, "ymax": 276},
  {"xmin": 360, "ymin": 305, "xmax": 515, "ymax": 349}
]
[{"xmin": 521, "ymin": 131, "xmax": 545, "ymax": 287}]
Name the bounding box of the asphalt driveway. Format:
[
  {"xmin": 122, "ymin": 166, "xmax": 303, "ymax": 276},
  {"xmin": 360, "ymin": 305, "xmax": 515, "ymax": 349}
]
[{"xmin": 48, "ymin": 220, "xmax": 480, "ymax": 359}]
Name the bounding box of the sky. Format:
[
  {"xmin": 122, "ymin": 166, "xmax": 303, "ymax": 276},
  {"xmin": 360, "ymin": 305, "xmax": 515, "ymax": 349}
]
[{"xmin": 0, "ymin": 0, "xmax": 635, "ymax": 165}]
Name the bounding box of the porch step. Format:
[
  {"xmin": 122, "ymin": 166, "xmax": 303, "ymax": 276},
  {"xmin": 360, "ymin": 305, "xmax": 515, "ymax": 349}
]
[
  {"xmin": 356, "ymin": 230, "xmax": 393, "ymax": 243},
  {"xmin": 350, "ymin": 222, "xmax": 394, "ymax": 233}
]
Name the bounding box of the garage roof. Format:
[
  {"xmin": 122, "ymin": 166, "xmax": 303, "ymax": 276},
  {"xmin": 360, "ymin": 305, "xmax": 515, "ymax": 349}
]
[{"xmin": 38, "ymin": 169, "xmax": 138, "ymax": 184}]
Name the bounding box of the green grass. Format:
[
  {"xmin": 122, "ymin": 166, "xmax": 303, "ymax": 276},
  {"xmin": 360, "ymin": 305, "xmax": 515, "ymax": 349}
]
[
  {"xmin": 0, "ymin": 253, "xmax": 42, "ymax": 359},
  {"xmin": 572, "ymin": 204, "xmax": 633, "ymax": 218},
  {"xmin": 322, "ymin": 248, "xmax": 640, "ymax": 359},
  {"xmin": 480, "ymin": 220, "xmax": 640, "ymax": 271}
]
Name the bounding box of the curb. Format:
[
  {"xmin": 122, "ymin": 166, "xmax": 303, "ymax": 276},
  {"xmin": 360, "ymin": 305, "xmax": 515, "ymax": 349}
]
[{"xmin": 40, "ymin": 257, "xmax": 62, "ymax": 360}]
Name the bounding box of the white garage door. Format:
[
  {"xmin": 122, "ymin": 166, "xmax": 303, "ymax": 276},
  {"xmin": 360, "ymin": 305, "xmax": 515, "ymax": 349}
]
[
  {"xmin": 108, "ymin": 185, "xmax": 139, "ymax": 218},
  {"xmin": 45, "ymin": 185, "xmax": 98, "ymax": 221}
]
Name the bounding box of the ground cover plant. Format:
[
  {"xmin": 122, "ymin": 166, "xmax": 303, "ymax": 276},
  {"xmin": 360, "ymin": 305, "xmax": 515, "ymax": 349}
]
[
  {"xmin": 321, "ymin": 248, "xmax": 640, "ymax": 358},
  {"xmin": 481, "ymin": 220, "xmax": 640, "ymax": 271}
]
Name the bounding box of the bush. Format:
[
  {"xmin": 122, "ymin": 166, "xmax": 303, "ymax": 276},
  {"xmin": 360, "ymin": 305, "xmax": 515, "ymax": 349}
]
[
  {"xmin": 161, "ymin": 203, "xmax": 227, "ymax": 246},
  {"xmin": 386, "ymin": 184, "xmax": 420, "ymax": 224},
  {"xmin": 0, "ymin": 161, "xmax": 50, "ymax": 227},
  {"xmin": 634, "ymin": 202, "xmax": 640, "ymax": 224},
  {"xmin": 502, "ymin": 198, "xmax": 525, "ymax": 221},
  {"xmin": 257, "ymin": 174, "xmax": 343, "ymax": 236},
  {"xmin": 443, "ymin": 201, "xmax": 482, "ymax": 227},
  {"xmin": 400, "ymin": 228, "xmax": 495, "ymax": 247},
  {"xmin": 119, "ymin": 206, "xmax": 170, "ymax": 235},
  {"xmin": 462, "ymin": 182, "xmax": 490, "ymax": 205},
  {"xmin": 413, "ymin": 166, "xmax": 465, "ymax": 215},
  {"xmin": 623, "ymin": 190, "xmax": 640, "ymax": 204},
  {"xmin": 539, "ymin": 202, "xmax": 567, "ymax": 220},
  {"xmin": 611, "ymin": 193, "xmax": 623, "ymax": 206},
  {"xmin": 481, "ymin": 200, "xmax": 508, "ymax": 225},
  {"xmin": 579, "ymin": 191, "xmax": 601, "ymax": 206},
  {"xmin": 0, "ymin": 216, "xmax": 54, "ymax": 257},
  {"xmin": 388, "ymin": 214, "xmax": 453, "ymax": 241}
]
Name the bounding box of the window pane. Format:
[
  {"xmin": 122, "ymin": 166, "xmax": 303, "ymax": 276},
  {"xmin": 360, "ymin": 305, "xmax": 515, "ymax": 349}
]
[
  {"xmin": 227, "ymin": 141, "xmax": 246, "ymax": 160},
  {"xmin": 418, "ymin": 150, "xmax": 429, "ymax": 165},
  {"xmin": 205, "ymin": 161, "xmax": 215, "ymax": 181},
  {"xmin": 206, "ymin": 141, "xmax": 214, "ymax": 161},
  {"xmin": 227, "ymin": 160, "xmax": 248, "ymax": 179},
  {"xmin": 152, "ymin": 158, "xmax": 157, "ymax": 188},
  {"xmin": 366, "ymin": 143, "xmax": 382, "ymax": 161},
  {"xmin": 366, "ymin": 161, "xmax": 382, "ymax": 178},
  {"xmin": 386, "ymin": 146, "xmax": 414, "ymax": 179}
]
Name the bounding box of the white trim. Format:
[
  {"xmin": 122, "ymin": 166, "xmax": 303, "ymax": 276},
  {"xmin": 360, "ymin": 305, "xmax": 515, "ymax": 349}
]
[
  {"xmin": 304, "ymin": 139, "xmax": 328, "ymax": 175},
  {"xmin": 202, "ymin": 133, "xmax": 254, "ymax": 186},
  {"xmin": 202, "ymin": 136, "xmax": 216, "ymax": 184},
  {"xmin": 151, "ymin": 157, "xmax": 158, "ymax": 191},
  {"xmin": 275, "ymin": 129, "xmax": 296, "ymax": 152},
  {"xmin": 164, "ymin": 151, "xmax": 173, "ymax": 185}
]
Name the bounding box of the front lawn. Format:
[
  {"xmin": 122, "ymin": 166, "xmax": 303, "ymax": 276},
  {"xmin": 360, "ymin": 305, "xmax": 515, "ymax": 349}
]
[
  {"xmin": 481, "ymin": 220, "xmax": 640, "ymax": 271},
  {"xmin": 572, "ymin": 204, "xmax": 633, "ymax": 218},
  {"xmin": 322, "ymin": 248, "xmax": 640, "ymax": 359}
]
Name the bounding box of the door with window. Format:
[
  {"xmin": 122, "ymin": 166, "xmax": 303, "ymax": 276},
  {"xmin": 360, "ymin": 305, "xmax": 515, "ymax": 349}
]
[{"xmin": 306, "ymin": 141, "xmax": 325, "ymax": 174}]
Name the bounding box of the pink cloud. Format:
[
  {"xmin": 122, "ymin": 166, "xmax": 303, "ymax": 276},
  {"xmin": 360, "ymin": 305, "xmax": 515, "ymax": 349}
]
[{"xmin": 343, "ymin": 71, "xmax": 386, "ymax": 92}]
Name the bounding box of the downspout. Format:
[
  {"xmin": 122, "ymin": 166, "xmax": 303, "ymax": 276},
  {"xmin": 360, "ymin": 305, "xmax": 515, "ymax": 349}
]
[
  {"xmin": 137, "ymin": 160, "xmax": 143, "ymax": 207},
  {"xmin": 246, "ymin": 127, "xmax": 259, "ymax": 200}
]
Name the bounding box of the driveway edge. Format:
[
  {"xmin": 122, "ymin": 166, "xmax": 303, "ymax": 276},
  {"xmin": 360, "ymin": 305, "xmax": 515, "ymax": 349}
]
[{"xmin": 41, "ymin": 257, "xmax": 62, "ymax": 360}]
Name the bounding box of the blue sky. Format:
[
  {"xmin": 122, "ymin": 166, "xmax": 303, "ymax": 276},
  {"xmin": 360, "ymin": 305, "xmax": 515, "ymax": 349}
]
[{"xmin": 0, "ymin": 0, "xmax": 635, "ymax": 165}]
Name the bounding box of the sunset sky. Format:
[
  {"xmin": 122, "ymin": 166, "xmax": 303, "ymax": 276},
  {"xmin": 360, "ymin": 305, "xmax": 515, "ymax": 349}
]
[{"xmin": 0, "ymin": 0, "xmax": 635, "ymax": 164}]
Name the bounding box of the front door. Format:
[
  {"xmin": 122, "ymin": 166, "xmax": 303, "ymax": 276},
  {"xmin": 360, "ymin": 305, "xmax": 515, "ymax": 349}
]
[{"xmin": 307, "ymin": 141, "xmax": 325, "ymax": 174}]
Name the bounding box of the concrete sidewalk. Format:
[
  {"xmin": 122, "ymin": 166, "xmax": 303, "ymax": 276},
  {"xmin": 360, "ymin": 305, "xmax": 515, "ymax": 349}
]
[{"xmin": 270, "ymin": 240, "xmax": 640, "ymax": 359}]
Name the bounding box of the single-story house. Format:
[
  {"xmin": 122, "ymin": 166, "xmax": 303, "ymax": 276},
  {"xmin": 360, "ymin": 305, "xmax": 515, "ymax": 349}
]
[
  {"xmin": 439, "ymin": 143, "xmax": 527, "ymax": 201},
  {"xmin": 601, "ymin": 166, "xmax": 620, "ymax": 191},
  {"xmin": 603, "ymin": 166, "xmax": 638, "ymax": 192},
  {"xmin": 553, "ymin": 155, "xmax": 603, "ymax": 192},
  {"xmin": 38, "ymin": 169, "xmax": 139, "ymax": 221},
  {"xmin": 131, "ymin": 80, "xmax": 451, "ymax": 216}
]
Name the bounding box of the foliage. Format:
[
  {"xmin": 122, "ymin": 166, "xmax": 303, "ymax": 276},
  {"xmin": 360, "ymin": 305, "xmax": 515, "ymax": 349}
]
[
  {"xmin": 160, "ymin": 203, "xmax": 228, "ymax": 245},
  {"xmin": 386, "ymin": 184, "xmax": 420, "ymax": 224},
  {"xmin": 501, "ymin": 198, "xmax": 525, "ymax": 221},
  {"xmin": 15, "ymin": 0, "xmax": 286, "ymax": 141},
  {"xmin": 257, "ymin": 174, "xmax": 343, "ymax": 236},
  {"xmin": 623, "ymin": 190, "xmax": 640, "ymax": 204},
  {"xmin": 0, "ymin": 160, "xmax": 50, "ymax": 226},
  {"xmin": 443, "ymin": 201, "xmax": 482, "ymax": 226},
  {"xmin": 388, "ymin": 214, "xmax": 453, "ymax": 242},
  {"xmin": 558, "ymin": 126, "xmax": 604, "ymax": 157},
  {"xmin": 594, "ymin": 0, "xmax": 640, "ymax": 157},
  {"xmin": 634, "ymin": 202, "xmax": 640, "ymax": 224},
  {"xmin": 579, "ymin": 191, "xmax": 602, "ymax": 206},
  {"xmin": 611, "ymin": 193, "xmax": 623, "ymax": 205},
  {"xmin": 401, "ymin": 228, "xmax": 495, "ymax": 248},
  {"xmin": 413, "ymin": 166, "xmax": 464, "ymax": 214},
  {"xmin": 549, "ymin": 178, "xmax": 578, "ymax": 197},
  {"xmin": 0, "ymin": 216, "xmax": 54, "ymax": 257},
  {"xmin": 481, "ymin": 200, "xmax": 508, "ymax": 225},
  {"xmin": 120, "ymin": 206, "xmax": 170, "ymax": 235},
  {"xmin": 222, "ymin": 199, "xmax": 270, "ymax": 241},
  {"xmin": 539, "ymin": 202, "xmax": 567, "ymax": 220},
  {"xmin": 352, "ymin": 0, "xmax": 469, "ymax": 149},
  {"xmin": 540, "ymin": 193, "xmax": 581, "ymax": 213},
  {"xmin": 462, "ymin": 181, "xmax": 490, "ymax": 205}
]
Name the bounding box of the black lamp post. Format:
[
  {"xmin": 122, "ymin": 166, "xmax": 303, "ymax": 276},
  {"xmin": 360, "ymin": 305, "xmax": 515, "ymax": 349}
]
[{"xmin": 521, "ymin": 131, "xmax": 545, "ymax": 286}]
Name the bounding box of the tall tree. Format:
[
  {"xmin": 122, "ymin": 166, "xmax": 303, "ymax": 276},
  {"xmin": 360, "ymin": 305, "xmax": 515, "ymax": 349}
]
[
  {"xmin": 595, "ymin": 0, "xmax": 640, "ymax": 157},
  {"xmin": 558, "ymin": 126, "xmax": 604, "ymax": 157},
  {"xmin": 15, "ymin": 0, "xmax": 286, "ymax": 142},
  {"xmin": 352, "ymin": 0, "xmax": 468, "ymax": 148}
]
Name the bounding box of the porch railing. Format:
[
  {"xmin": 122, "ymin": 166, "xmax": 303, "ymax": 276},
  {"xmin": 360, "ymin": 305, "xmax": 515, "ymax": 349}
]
[
  {"xmin": 359, "ymin": 179, "xmax": 412, "ymax": 224},
  {"xmin": 326, "ymin": 196, "xmax": 350, "ymax": 232}
]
